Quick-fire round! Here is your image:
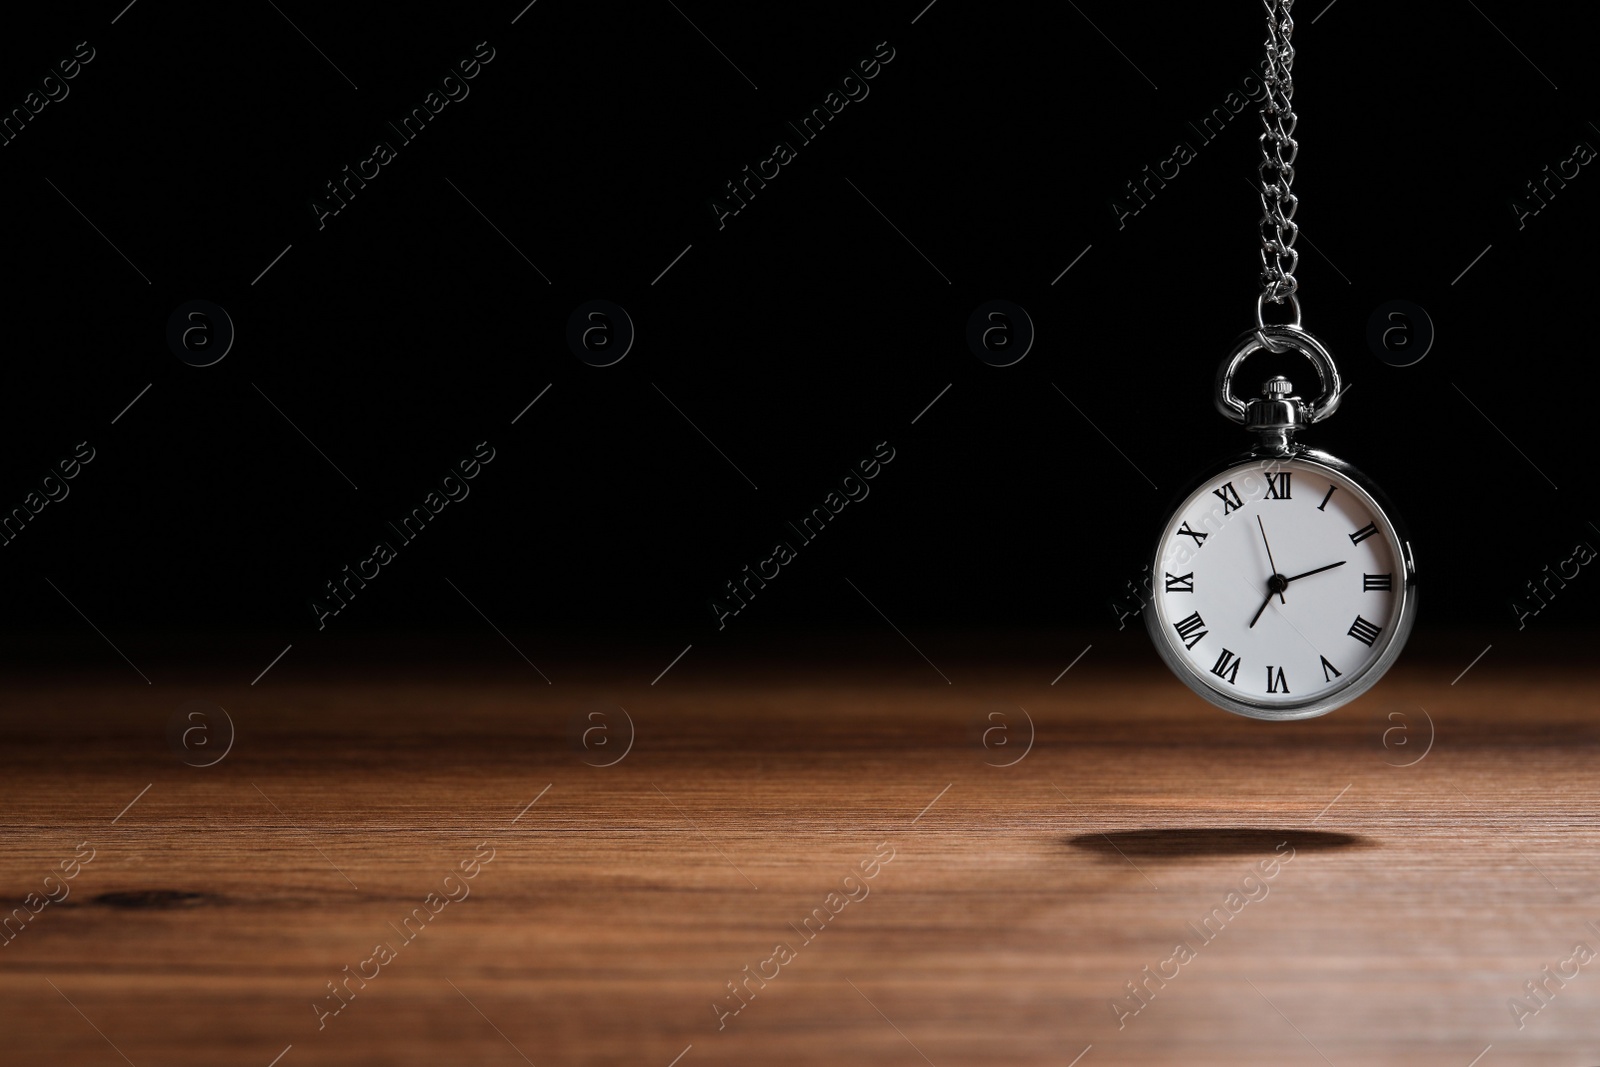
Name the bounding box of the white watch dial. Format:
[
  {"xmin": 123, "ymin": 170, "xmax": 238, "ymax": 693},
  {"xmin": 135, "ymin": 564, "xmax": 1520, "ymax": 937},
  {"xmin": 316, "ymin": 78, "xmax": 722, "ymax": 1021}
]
[{"xmin": 1149, "ymin": 455, "xmax": 1408, "ymax": 714}]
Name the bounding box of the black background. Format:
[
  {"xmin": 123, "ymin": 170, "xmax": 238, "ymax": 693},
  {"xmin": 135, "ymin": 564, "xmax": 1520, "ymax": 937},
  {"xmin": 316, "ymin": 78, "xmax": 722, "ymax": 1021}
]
[{"xmin": 0, "ymin": 1, "xmax": 1592, "ymax": 668}]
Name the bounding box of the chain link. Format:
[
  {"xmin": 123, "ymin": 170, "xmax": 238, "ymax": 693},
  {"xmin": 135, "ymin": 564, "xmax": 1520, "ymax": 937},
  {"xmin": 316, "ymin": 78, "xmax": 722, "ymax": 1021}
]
[{"xmin": 1257, "ymin": 0, "xmax": 1299, "ymax": 306}]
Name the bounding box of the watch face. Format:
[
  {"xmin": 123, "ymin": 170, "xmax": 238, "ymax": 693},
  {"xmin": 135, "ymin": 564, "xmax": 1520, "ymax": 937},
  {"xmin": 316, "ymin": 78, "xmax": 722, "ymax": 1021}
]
[{"xmin": 1146, "ymin": 451, "xmax": 1415, "ymax": 720}]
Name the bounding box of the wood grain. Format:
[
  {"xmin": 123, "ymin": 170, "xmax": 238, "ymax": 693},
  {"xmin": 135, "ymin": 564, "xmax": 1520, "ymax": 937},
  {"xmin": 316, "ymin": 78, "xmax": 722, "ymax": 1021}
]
[{"xmin": 2, "ymin": 639, "xmax": 1597, "ymax": 1066}]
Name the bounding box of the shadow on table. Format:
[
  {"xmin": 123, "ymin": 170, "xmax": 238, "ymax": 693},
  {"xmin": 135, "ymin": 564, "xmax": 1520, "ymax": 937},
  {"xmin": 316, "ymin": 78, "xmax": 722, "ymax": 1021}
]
[{"xmin": 1067, "ymin": 827, "xmax": 1369, "ymax": 861}]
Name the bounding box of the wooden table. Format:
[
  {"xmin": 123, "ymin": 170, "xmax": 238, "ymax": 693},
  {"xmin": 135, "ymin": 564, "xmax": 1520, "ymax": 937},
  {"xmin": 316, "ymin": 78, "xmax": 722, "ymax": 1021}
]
[{"xmin": 2, "ymin": 633, "xmax": 1596, "ymax": 1066}]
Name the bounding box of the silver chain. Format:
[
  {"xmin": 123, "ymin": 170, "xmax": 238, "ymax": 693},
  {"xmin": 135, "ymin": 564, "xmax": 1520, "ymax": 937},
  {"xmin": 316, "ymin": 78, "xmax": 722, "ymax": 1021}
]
[{"xmin": 1257, "ymin": 0, "xmax": 1300, "ymax": 306}]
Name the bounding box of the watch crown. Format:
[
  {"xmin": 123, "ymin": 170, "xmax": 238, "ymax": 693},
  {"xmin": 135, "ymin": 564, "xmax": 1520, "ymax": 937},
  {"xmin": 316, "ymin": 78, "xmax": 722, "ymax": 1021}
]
[{"xmin": 1246, "ymin": 376, "xmax": 1304, "ymax": 456}]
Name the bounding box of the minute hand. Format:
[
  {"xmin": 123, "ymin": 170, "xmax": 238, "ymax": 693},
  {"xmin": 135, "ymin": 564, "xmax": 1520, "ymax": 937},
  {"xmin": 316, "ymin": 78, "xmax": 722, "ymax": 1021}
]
[{"xmin": 1283, "ymin": 561, "xmax": 1346, "ymax": 584}]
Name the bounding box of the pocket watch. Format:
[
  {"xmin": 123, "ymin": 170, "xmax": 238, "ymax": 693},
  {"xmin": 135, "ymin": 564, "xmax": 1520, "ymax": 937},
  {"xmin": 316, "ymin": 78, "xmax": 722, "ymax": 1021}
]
[
  {"xmin": 1144, "ymin": 0, "xmax": 1416, "ymax": 720},
  {"xmin": 1144, "ymin": 322, "xmax": 1417, "ymax": 720}
]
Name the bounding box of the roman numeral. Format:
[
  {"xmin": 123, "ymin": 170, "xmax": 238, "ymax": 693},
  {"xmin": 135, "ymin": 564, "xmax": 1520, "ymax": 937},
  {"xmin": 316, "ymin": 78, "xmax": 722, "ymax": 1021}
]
[
  {"xmin": 1347, "ymin": 615, "xmax": 1382, "ymax": 646},
  {"xmin": 1164, "ymin": 572, "xmax": 1194, "ymax": 593},
  {"xmin": 1317, "ymin": 485, "xmax": 1338, "ymax": 512},
  {"xmin": 1266, "ymin": 666, "xmax": 1289, "ymax": 693},
  {"xmin": 1176, "ymin": 522, "xmax": 1208, "ymax": 548},
  {"xmin": 1320, "ymin": 655, "xmax": 1342, "ymax": 681},
  {"xmin": 1213, "ymin": 482, "xmax": 1243, "ymax": 514},
  {"xmin": 1173, "ymin": 611, "xmax": 1208, "ymax": 650},
  {"xmin": 1363, "ymin": 572, "xmax": 1393, "ymax": 592},
  {"xmin": 1349, "ymin": 522, "xmax": 1379, "ymax": 546},
  {"xmin": 1210, "ymin": 648, "xmax": 1241, "ymax": 684},
  {"xmin": 1265, "ymin": 472, "xmax": 1292, "ymax": 500}
]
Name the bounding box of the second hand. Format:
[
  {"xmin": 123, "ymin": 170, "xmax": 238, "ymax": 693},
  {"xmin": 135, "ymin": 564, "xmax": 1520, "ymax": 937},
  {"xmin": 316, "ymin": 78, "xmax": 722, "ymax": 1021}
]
[{"xmin": 1257, "ymin": 515, "xmax": 1285, "ymax": 604}]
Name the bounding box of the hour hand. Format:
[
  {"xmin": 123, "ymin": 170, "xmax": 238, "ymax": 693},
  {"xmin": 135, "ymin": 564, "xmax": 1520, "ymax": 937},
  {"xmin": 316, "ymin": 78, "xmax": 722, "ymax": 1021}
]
[
  {"xmin": 1249, "ymin": 591, "xmax": 1273, "ymax": 629},
  {"xmin": 1249, "ymin": 574, "xmax": 1289, "ymax": 628}
]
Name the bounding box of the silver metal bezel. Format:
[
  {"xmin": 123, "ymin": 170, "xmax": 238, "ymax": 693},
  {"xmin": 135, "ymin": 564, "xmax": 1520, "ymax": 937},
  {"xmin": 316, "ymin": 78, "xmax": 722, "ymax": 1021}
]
[{"xmin": 1144, "ymin": 447, "xmax": 1417, "ymax": 721}]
